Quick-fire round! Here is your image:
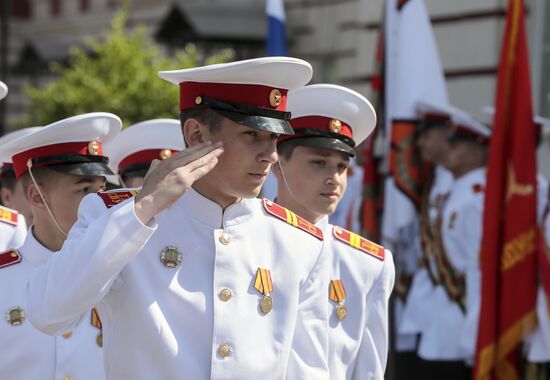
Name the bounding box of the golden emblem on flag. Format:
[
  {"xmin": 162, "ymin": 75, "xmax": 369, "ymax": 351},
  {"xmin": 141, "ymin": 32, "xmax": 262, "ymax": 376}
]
[
  {"xmin": 254, "ymin": 268, "xmax": 273, "ymax": 314},
  {"xmin": 160, "ymin": 246, "xmax": 182, "ymax": 268},
  {"xmin": 329, "ymin": 279, "xmax": 347, "ymax": 321}
]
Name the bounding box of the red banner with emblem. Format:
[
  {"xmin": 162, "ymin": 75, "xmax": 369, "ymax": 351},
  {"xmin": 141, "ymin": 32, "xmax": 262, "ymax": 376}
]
[
  {"xmin": 474, "ymin": 1, "xmax": 538, "ymax": 379},
  {"xmin": 360, "ymin": 25, "xmax": 384, "ymax": 241}
]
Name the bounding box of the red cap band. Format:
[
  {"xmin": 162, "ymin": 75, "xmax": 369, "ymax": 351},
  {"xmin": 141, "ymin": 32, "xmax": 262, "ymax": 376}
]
[
  {"xmin": 119, "ymin": 149, "xmax": 179, "ymax": 173},
  {"xmin": 179, "ymin": 82, "xmax": 287, "ymax": 112},
  {"xmin": 279, "ymin": 116, "xmax": 353, "ymax": 143},
  {"xmin": 421, "ymin": 112, "xmax": 451, "ymax": 123},
  {"xmin": 452, "ymin": 125, "xmax": 490, "ymax": 145},
  {"xmin": 12, "ymin": 141, "xmax": 103, "ymax": 179}
]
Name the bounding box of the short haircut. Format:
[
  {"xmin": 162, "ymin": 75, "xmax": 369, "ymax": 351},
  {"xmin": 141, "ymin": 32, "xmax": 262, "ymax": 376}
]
[
  {"xmin": 277, "ymin": 139, "xmax": 303, "ymax": 160},
  {"xmin": 180, "ymin": 108, "xmax": 224, "ymax": 135},
  {"xmin": 19, "ymin": 168, "xmax": 64, "ymax": 200},
  {"xmin": 0, "ymin": 171, "xmax": 16, "ymax": 192}
]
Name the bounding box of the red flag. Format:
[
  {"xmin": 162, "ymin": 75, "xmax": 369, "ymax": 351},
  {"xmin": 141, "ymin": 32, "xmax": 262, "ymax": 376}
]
[
  {"xmin": 474, "ymin": 1, "xmax": 538, "ymax": 379},
  {"xmin": 360, "ymin": 24, "xmax": 384, "ymax": 241}
]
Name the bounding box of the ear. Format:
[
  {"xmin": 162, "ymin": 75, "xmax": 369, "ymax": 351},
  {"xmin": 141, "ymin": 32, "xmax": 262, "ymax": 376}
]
[
  {"xmin": 0, "ymin": 187, "xmax": 12, "ymax": 206},
  {"xmin": 183, "ymin": 118, "xmax": 210, "ymax": 147},
  {"xmin": 27, "ymin": 183, "xmax": 47, "ymax": 210}
]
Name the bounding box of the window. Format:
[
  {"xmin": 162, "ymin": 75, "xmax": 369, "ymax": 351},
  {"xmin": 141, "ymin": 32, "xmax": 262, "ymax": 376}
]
[{"xmin": 50, "ymin": 0, "xmax": 61, "ymax": 17}]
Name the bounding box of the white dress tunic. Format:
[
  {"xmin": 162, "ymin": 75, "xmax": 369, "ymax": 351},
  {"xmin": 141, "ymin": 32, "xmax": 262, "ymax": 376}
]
[
  {"xmin": 0, "ymin": 230, "xmax": 104, "ymax": 380},
  {"xmin": 27, "ymin": 188, "xmax": 330, "ymax": 379}
]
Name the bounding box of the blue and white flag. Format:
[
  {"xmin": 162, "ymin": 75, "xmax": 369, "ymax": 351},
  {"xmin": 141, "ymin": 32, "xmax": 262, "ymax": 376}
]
[{"xmin": 266, "ymin": 0, "xmax": 288, "ymax": 56}]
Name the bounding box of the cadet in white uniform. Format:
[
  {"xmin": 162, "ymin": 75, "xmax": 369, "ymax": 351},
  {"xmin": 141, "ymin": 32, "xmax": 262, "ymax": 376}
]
[
  {"xmin": 272, "ymin": 84, "xmax": 395, "ymax": 379},
  {"xmin": 398, "ymin": 102, "xmax": 454, "ymax": 377},
  {"xmin": 103, "ymin": 119, "xmax": 185, "ymax": 188},
  {"xmin": 27, "ymin": 57, "xmax": 330, "ymax": 379},
  {"xmin": 521, "ymin": 115, "xmax": 550, "ymax": 380},
  {"xmin": 0, "ymin": 112, "xmax": 121, "ymax": 379},
  {"xmin": 416, "ymin": 104, "xmax": 491, "ymax": 379},
  {"xmin": 0, "ymin": 86, "xmax": 34, "ymax": 250}
]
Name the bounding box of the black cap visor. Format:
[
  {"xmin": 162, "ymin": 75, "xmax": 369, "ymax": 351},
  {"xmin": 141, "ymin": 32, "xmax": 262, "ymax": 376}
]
[
  {"xmin": 202, "ymin": 96, "xmax": 294, "ymax": 135},
  {"xmin": 29, "ymin": 154, "xmax": 114, "ymax": 177},
  {"xmin": 280, "ymin": 136, "xmax": 356, "ymax": 157}
]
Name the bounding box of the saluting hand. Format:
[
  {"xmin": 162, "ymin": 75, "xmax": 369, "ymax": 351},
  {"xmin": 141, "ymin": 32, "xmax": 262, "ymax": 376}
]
[{"xmin": 134, "ymin": 141, "xmax": 224, "ymax": 224}]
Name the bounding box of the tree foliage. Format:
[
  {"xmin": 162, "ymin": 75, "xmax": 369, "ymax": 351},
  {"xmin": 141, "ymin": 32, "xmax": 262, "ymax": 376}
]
[{"xmin": 27, "ymin": 7, "xmax": 233, "ymax": 127}]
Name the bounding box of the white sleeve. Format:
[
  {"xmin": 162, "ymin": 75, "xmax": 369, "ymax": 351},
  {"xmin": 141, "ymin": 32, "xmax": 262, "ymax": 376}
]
[
  {"xmin": 285, "ymin": 241, "xmax": 330, "ymax": 379},
  {"xmin": 352, "ymin": 250, "xmax": 395, "ymax": 380},
  {"xmin": 8, "ymin": 214, "xmax": 27, "ymax": 249},
  {"xmin": 26, "ymin": 193, "xmax": 157, "ymax": 335},
  {"xmin": 459, "ymin": 199, "xmax": 484, "ymax": 363}
]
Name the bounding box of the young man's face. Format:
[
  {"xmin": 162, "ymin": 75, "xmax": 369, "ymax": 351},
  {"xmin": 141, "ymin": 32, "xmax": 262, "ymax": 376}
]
[
  {"xmin": 443, "ymin": 140, "xmax": 481, "ymax": 177},
  {"xmin": 1, "ymin": 180, "xmax": 32, "ymax": 223},
  {"xmin": 416, "ymin": 126, "xmax": 451, "ymax": 164},
  {"xmin": 276, "ymin": 145, "xmax": 349, "ymax": 222},
  {"xmin": 122, "ymin": 176, "xmax": 145, "ymax": 189},
  {"xmin": 206, "ymin": 118, "xmax": 279, "ymax": 199},
  {"xmin": 40, "ymin": 173, "xmax": 106, "ymax": 233}
]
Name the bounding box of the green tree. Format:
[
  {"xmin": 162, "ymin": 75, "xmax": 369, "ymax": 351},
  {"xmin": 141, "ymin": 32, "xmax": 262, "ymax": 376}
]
[{"xmin": 27, "ymin": 8, "xmax": 233, "ymax": 127}]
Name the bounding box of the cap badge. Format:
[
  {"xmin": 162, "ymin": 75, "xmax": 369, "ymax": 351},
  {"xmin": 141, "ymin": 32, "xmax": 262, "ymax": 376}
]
[
  {"xmin": 5, "ymin": 306, "xmax": 25, "ymax": 326},
  {"xmin": 329, "ymin": 119, "xmax": 342, "ymax": 133},
  {"xmin": 329, "ymin": 279, "xmax": 347, "ymax": 321},
  {"xmin": 269, "ymin": 89, "xmax": 282, "ymax": 108},
  {"xmin": 160, "ymin": 246, "xmax": 182, "ymax": 268},
  {"xmin": 88, "ymin": 140, "xmax": 101, "ymax": 155},
  {"xmin": 159, "ymin": 149, "xmax": 173, "ymax": 160},
  {"xmin": 254, "ymin": 268, "xmax": 273, "ymax": 314}
]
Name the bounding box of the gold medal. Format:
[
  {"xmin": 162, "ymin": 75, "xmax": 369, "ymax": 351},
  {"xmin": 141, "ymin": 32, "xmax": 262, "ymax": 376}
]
[
  {"xmin": 160, "ymin": 246, "xmax": 182, "ymax": 268},
  {"xmin": 336, "ymin": 303, "xmax": 347, "ymax": 321},
  {"xmin": 329, "ymin": 279, "xmax": 347, "ymax": 322},
  {"xmin": 260, "ymin": 295, "xmax": 273, "ymax": 314},
  {"xmin": 96, "ymin": 331, "xmax": 103, "ymax": 347},
  {"xmin": 254, "ymin": 268, "xmax": 274, "ymax": 314},
  {"xmin": 5, "ymin": 306, "xmax": 25, "ymax": 326}
]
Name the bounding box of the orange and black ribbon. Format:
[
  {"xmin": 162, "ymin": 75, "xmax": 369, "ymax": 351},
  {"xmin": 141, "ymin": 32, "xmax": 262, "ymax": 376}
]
[
  {"xmin": 329, "ymin": 279, "xmax": 347, "ymax": 304},
  {"xmin": 91, "ymin": 308, "xmax": 102, "ymax": 329},
  {"xmin": 254, "ymin": 268, "xmax": 273, "ymax": 295}
]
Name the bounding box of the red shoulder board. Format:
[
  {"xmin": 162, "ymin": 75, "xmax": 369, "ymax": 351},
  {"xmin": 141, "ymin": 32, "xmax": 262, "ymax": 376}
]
[
  {"xmin": 332, "ymin": 226, "xmax": 385, "ymax": 261},
  {"xmin": 0, "ymin": 250, "xmax": 22, "ymax": 268},
  {"xmin": 0, "ymin": 205, "xmax": 18, "ymax": 226},
  {"xmin": 97, "ymin": 190, "xmax": 140, "ymax": 209},
  {"xmin": 262, "ymin": 199, "xmax": 323, "ymax": 240}
]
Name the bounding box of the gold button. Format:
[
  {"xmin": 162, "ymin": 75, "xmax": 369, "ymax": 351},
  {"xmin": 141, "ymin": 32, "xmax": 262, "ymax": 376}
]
[
  {"xmin": 62, "ymin": 332, "xmax": 73, "ymax": 339},
  {"xmin": 219, "ymin": 232, "xmax": 231, "ymax": 245},
  {"xmin": 64, "ymin": 377, "xmax": 73, "ymax": 380},
  {"xmin": 219, "ymin": 288, "xmax": 232, "ymax": 301},
  {"xmin": 218, "ymin": 344, "xmax": 231, "ymax": 358}
]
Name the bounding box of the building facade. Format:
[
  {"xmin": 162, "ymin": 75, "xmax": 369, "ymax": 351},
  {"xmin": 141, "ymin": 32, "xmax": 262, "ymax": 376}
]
[{"xmin": 1, "ymin": 0, "xmax": 549, "ymax": 128}]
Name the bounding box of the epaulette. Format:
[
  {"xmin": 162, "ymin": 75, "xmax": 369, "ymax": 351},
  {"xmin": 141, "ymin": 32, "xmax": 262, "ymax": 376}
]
[
  {"xmin": 262, "ymin": 199, "xmax": 323, "ymax": 240},
  {"xmin": 0, "ymin": 250, "xmax": 22, "ymax": 268},
  {"xmin": 97, "ymin": 189, "xmax": 140, "ymax": 209},
  {"xmin": 332, "ymin": 226, "xmax": 385, "ymax": 261},
  {"xmin": 472, "ymin": 184, "xmax": 485, "ymax": 193},
  {"xmin": 0, "ymin": 205, "xmax": 18, "ymax": 226}
]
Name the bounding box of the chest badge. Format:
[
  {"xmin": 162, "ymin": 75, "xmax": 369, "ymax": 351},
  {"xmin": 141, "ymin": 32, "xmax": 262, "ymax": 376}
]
[
  {"xmin": 254, "ymin": 268, "xmax": 274, "ymax": 314},
  {"xmin": 329, "ymin": 280, "xmax": 347, "ymax": 321},
  {"xmin": 160, "ymin": 246, "xmax": 182, "ymax": 268},
  {"xmin": 5, "ymin": 306, "xmax": 25, "ymax": 326}
]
